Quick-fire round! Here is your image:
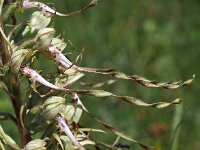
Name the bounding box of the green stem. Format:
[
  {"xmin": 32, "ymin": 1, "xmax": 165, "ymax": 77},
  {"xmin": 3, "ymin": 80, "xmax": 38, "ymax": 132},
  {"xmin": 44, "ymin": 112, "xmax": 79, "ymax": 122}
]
[
  {"xmin": 169, "ymin": 104, "xmax": 183, "ymax": 150},
  {"xmin": 11, "ymin": 75, "xmax": 31, "ymax": 147}
]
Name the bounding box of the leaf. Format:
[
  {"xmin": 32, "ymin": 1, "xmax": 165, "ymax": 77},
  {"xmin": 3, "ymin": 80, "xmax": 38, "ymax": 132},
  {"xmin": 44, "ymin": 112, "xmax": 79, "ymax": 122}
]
[
  {"xmin": 10, "ymin": 49, "xmax": 29, "ymax": 73},
  {"xmin": 0, "ymin": 125, "xmax": 20, "ymax": 150},
  {"xmin": 0, "ymin": 81, "xmax": 8, "ymax": 92},
  {"xmin": 0, "ymin": 112, "xmax": 16, "ymax": 124}
]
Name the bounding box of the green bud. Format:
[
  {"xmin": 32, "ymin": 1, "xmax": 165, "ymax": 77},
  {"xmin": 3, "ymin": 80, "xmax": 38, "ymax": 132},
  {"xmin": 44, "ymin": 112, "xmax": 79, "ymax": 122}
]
[
  {"xmin": 23, "ymin": 139, "xmax": 46, "ymax": 150},
  {"xmin": 42, "ymin": 96, "xmax": 65, "ymax": 120},
  {"xmin": 35, "ymin": 28, "xmax": 55, "ymax": 50}
]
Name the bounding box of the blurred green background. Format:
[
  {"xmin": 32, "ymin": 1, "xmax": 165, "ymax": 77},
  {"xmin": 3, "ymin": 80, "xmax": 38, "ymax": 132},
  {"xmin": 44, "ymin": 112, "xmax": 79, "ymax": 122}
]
[{"xmin": 1, "ymin": 0, "xmax": 200, "ymax": 149}]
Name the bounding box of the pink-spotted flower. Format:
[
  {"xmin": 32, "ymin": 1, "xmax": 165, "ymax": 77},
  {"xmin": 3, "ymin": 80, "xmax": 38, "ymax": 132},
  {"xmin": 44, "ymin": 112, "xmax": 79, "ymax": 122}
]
[
  {"xmin": 20, "ymin": 66, "xmax": 63, "ymax": 90},
  {"xmin": 55, "ymin": 116, "xmax": 86, "ymax": 150},
  {"xmin": 48, "ymin": 45, "xmax": 79, "ymax": 70},
  {"xmin": 23, "ymin": 0, "xmax": 67, "ymax": 16}
]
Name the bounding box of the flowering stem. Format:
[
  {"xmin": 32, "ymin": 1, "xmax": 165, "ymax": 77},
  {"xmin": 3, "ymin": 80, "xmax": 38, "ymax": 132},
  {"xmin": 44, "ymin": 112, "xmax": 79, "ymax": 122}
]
[{"xmin": 10, "ymin": 75, "xmax": 31, "ymax": 147}]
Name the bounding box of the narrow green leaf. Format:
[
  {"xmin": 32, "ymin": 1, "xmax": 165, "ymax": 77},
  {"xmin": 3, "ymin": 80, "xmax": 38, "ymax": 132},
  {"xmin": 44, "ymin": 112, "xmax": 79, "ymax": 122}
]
[
  {"xmin": 0, "ymin": 125, "xmax": 20, "ymax": 150},
  {"xmin": 0, "ymin": 112, "xmax": 16, "ymax": 124},
  {"xmin": 0, "ymin": 81, "xmax": 8, "ymax": 92}
]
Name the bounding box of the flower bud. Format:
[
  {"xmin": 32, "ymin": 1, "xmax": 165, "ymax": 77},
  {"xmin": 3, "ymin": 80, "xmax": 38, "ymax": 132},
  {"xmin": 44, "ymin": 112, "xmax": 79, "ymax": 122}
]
[
  {"xmin": 35, "ymin": 28, "xmax": 55, "ymax": 50},
  {"xmin": 23, "ymin": 11, "xmax": 51, "ymax": 35},
  {"xmin": 42, "ymin": 96, "xmax": 65, "ymax": 120},
  {"xmin": 23, "ymin": 139, "xmax": 46, "ymax": 150}
]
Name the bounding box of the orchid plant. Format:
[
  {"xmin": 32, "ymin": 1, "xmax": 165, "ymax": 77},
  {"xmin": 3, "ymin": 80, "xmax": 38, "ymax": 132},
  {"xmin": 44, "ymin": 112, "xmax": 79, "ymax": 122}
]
[{"xmin": 0, "ymin": 0, "xmax": 194, "ymax": 150}]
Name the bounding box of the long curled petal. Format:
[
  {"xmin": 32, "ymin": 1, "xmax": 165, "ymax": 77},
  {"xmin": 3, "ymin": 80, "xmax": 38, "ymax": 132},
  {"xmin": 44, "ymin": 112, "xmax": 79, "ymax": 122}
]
[
  {"xmin": 20, "ymin": 66, "xmax": 181, "ymax": 109},
  {"xmin": 48, "ymin": 46, "xmax": 194, "ymax": 89}
]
